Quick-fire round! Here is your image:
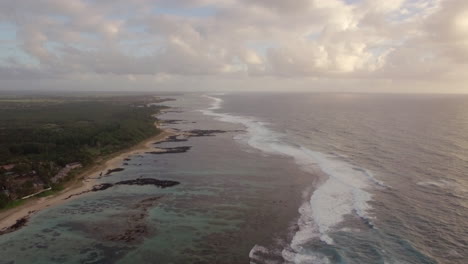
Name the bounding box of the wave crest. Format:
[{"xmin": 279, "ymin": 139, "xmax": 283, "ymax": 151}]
[{"xmin": 200, "ymin": 95, "xmax": 383, "ymax": 263}]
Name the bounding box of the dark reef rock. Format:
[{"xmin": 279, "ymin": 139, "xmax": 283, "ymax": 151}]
[
  {"xmin": 65, "ymin": 178, "xmax": 179, "ymax": 201},
  {"xmin": 10, "ymin": 217, "xmax": 28, "ymax": 230},
  {"xmin": 115, "ymin": 178, "xmax": 180, "ymax": 188},
  {"xmin": 104, "ymin": 196, "xmax": 163, "ymax": 242},
  {"xmin": 186, "ymin": 129, "xmax": 228, "ymax": 137},
  {"xmin": 0, "ymin": 216, "xmax": 30, "ymax": 235},
  {"xmin": 89, "ymin": 178, "xmax": 179, "ymax": 193},
  {"xmin": 105, "ymin": 168, "xmax": 124, "ymax": 175},
  {"xmin": 160, "ymin": 119, "xmax": 184, "ymax": 124},
  {"xmin": 91, "ymin": 183, "xmax": 114, "ymax": 192},
  {"xmin": 154, "ymin": 135, "xmax": 188, "ymax": 144},
  {"xmin": 147, "ymin": 146, "xmax": 191, "ymax": 154},
  {"xmin": 152, "ymin": 129, "xmax": 243, "ymax": 147}
]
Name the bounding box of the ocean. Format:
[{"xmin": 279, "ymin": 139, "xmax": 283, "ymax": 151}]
[{"xmin": 0, "ymin": 93, "xmax": 466, "ymax": 264}]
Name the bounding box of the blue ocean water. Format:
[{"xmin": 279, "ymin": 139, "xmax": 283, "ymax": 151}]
[
  {"xmin": 215, "ymin": 93, "xmax": 468, "ymax": 264},
  {"xmin": 0, "ymin": 93, "xmax": 467, "ymax": 264}
]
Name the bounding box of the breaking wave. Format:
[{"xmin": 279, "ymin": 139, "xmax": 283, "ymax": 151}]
[{"xmin": 201, "ymin": 95, "xmax": 384, "ymax": 263}]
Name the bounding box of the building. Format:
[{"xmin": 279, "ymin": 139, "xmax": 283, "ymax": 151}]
[
  {"xmin": 0, "ymin": 164, "xmax": 15, "ymax": 171},
  {"xmin": 51, "ymin": 162, "xmax": 82, "ymax": 183}
]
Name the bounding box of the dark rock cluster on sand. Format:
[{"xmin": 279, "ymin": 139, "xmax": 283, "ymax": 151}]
[
  {"xmin": 91, "ymin": 183, "xmax": 114, "ymax": 192},
  {"xmin": 105, "ymin": 168, "xmax": 125, "ymax": 175},
  {"xmin": 0, "ymin": 213, "xmax": 34, "ymax": 235}
]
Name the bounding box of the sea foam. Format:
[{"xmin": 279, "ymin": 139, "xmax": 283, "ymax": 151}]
[{"xmin": 200, "ymin": 95, "xmax": 382, "ymax": 263}]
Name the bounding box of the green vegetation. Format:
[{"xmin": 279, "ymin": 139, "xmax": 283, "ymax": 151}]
[
  {"xmin": 35, "ymin": 185, "xmax": 64, "ymax": 198},
  {"xmin": 0, "ymin": 199, "xmax": 26, "ymax": 211},
  {"xmin": 0, "ymin": 94, "xmax": 168, "ymax": 209}
]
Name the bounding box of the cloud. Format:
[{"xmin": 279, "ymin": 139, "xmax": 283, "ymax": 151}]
[
  {"xmin": 425, "ymin": 0, "xmax": 468, "ymax": 62},
  {"xmin": 0, "ymin": 0, "xmax": 467, "ymax": 92}
]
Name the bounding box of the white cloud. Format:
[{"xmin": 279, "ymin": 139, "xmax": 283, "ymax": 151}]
[{"xmin": 0, "ymin": 0, "xmax": 467, "ymax": 92}]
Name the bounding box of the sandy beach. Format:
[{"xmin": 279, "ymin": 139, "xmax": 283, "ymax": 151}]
[{"xmin": 0, "ymin": 124, "xmax": 174, "ymax": 232}]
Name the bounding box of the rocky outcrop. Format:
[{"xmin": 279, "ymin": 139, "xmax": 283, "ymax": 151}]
[
  {"xmin": 105, "ymin": 196, "xmax": 162, "ymax": 242},
  {"xmin": 186, "ymin": 129, "xmax": 228, "ymax": 137},
  {"xmin": 154, "ymin": 135, "xmax": 188, "ymax": 144},
  {"xmin": 147, "ymin": 146, "xmax": 191, "ymax": 154},
  {"xmin": 105, "ymin": 168, "xmax": 124, "ymax": 175},
  {"xmin": 91, "ymin": 183, "xmax": 114, "ymax": 192},
  {"xmin": 114, "ymin": 178, "xmax": 180, "ymax": 188},
  {"xmin": 160, "ymin": 119, "xmax": 184, "ymax": 124},
  {"xmin": 0, "ymin": 215, "xmax": 30, "ymax": 235},
  {"xmin": 65, "ymin": 178, "xmax": 180, "ymax": 200}
]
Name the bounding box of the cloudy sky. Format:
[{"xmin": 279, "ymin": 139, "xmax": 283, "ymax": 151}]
[{"xmin": 0, "ymin": 0, "xmax": 467, "ymax": 92}]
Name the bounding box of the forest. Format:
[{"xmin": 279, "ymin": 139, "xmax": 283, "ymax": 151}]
[{"xmin": 0, "ymin": 94, "xmax": 168, "ymax": 208}]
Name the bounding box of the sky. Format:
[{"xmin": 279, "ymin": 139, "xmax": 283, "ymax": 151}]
[{"xmin": 0, "ymin": 0, "xmax": 467, "ymax": 93}]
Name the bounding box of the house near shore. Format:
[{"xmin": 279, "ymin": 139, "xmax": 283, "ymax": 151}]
[
  {"xmin": 51, "ymin": 162, "xmax": 82, "ymax": 183},
  {"xmin": 1, "ymin": 186, "xmax": 9, "ymax": 197},
  {"xmin": 66, "ymin": 162, "xmax": 82, "ymax": 169},
  {"xmin": 0, "ymin": 164, "xmax": 15, "ymax": 171},
  {"xmin": 1, "ymin": 171, "xmax": 46, "ymax": 200}
]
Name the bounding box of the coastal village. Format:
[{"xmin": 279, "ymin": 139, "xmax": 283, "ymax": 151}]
[{"xmin": 0, "ymin": 162, "xmax": 82, "ymax": 202}]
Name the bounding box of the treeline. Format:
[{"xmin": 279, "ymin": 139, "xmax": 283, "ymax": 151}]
[
  {"xmin": 0, "ymin": 96, "xmax": 167, "ymax": 208},
  {"xmin": 0, "ymin": 99, "xmax": 164, "ymax": 166}
]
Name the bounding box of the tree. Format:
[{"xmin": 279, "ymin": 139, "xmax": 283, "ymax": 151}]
[{"xmin": 0, "ymin": 193, "xmax": 9, "ymax": 208}]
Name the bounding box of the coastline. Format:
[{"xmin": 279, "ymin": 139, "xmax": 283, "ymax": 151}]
[{"xmin": 0, "ymin": 122, "xmax": 174, "ymax": 232}]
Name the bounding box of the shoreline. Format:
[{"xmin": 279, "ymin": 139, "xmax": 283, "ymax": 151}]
[{"xmin": 0, "ymin": 123, "xmax": 174, "ymax": 233}]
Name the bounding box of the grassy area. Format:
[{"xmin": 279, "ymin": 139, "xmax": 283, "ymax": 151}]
[
  {"xmin": 0, "ymin": 199, "xmax": 27, "ymax": 211},
  {"xmin": 36, "ymin": 185, "xmax": 65, "ymax": 198}
]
